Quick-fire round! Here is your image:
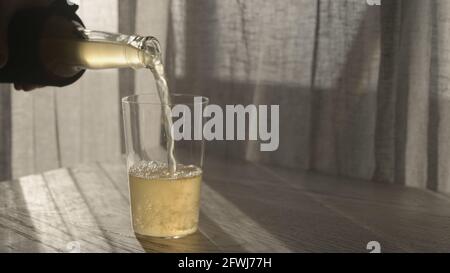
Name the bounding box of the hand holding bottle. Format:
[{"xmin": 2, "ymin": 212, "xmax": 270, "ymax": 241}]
[
  {"xmin": 0, "ymin": 0, "xmax": 159, "ymax": 89},
  {"xmin": 0, "ymin": 0, "xmax": 53, "ymax": 90}
]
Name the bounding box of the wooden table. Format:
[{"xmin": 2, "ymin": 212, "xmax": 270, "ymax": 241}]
[{"xmin": 1, "ymin": 156, "xmax": 450, "ymax": 253}]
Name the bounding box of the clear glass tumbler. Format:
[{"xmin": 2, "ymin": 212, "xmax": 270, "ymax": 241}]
[{"xmin": 122, "ymin": 93, "xmax": 209, "ymax": 238}]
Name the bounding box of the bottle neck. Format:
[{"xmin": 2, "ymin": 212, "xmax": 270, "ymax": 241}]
[
  {"xmin": 77, "ymin": 28, "xmax": 162, "ymax": 69},
  {"xmin": 40, "ymin": 26, "xmax": 162, "ymax": 77}
]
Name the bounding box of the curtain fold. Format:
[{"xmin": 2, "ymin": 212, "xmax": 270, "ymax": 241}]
[
  {"xmin": 374, "ymin": 0, "xmax": 450, "ymax": 193},
  {"xmin": 0, "ymin": 84, "xmax": 10, "ymax": 181}
]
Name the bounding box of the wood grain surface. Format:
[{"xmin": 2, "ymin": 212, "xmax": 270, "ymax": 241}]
[{"xmin": 1, "ymin": 156, "xmax": 450, "ymax": 253}]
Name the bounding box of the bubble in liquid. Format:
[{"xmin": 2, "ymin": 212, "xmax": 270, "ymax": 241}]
[{"xmin": 128, "ymin": 160, "xmax": 202, "ymax": 180}]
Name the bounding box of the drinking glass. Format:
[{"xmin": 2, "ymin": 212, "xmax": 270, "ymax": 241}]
[{"xmin": 122, "ymin": 93, "xmax": 209, "ymax": 238}]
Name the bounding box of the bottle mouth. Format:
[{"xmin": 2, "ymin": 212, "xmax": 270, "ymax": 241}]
[{"xmin": 137, "ymin": 36, "xmax": 163, "ymax": 69}]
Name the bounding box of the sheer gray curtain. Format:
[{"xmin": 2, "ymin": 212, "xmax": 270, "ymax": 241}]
[
  {"xmin": 167, "ymin": 0, "xmax": 450, "ymax": 194},
  {"xmin": 1, "ymin": 0, "xmax": 450, "ymax": 194}
]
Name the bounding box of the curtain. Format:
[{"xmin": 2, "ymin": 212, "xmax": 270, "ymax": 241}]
[
  {"xmin": 167, "ymin": 0, "xmax": 380, "ymax": 178},
  {"xmin": 1, "ymin": 0, "xmax": 450, "ymax": 194},
  {"xmin": 167, "ymin": 0, "xmax": 450, "ymax": 194},
  {"xmin": 375, "ymin": 0, "xmax": 450, "ymax": 193}
]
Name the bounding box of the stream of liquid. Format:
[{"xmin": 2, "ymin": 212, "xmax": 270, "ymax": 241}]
[{"xmin": 147, "ymin": 50, "xmax": 177, "ymax": 174}]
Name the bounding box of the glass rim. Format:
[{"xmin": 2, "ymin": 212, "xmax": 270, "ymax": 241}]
[{"xmin": 122, "ymin": 93, "xmax": 209, "ymax": 106}]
